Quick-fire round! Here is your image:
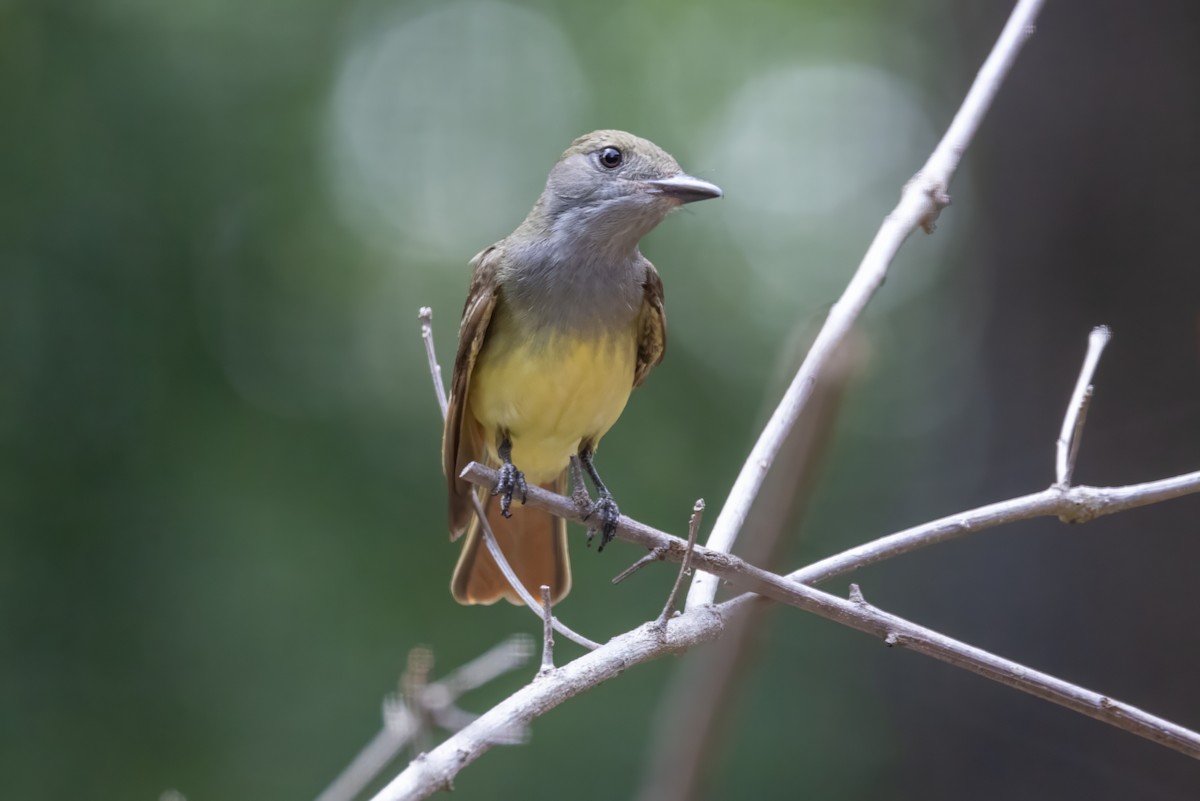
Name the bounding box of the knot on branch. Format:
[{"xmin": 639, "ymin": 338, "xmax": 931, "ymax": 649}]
[
  {"xmin": 1056, "ymin": 486, "xmax": 1110, "ymax": 524},
  {"xmin": 848, "ymin": 583, "xmax": 867, "ymax": 606},
  {"xmin": 655, "ymin": 604, "xmax": 727, "ymax": 655},
  {"xmin": 702, "ymin": 550, "xmax": 743, "ymax": 575},
  {"xmin": 907, "ymin": 173, "xmax": 952, "ymax": 234}
]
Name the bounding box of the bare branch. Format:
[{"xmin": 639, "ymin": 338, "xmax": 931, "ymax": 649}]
[
  {"xmin": 462, "ymin": 461, "xmax": 1200, "ymax": 591},
  {"xmin": 368, "ymin": 610, "xmax": 728, "ymax": 801},
  {"xmin": 1056, "ymin": 325, "xmax": 1112, "ymax": 487},
  {"xmin": 451, "ymin": 464, "xmax": 1200, "ymax": 750},
  {"xmin": 685, "ymin": 0, "xmax": 1049, "ymax": 610},
  {"xmin": 657, "ymin": 500, "xmax": 704, "ymax": 628},
  {"xmin": 370, "ymin": 547, "xmax": 1200, "ymax": 800},
  {"xmin": 420, "ymin": 305, "xmax": 599, "ymax": 650},
  {"xmin": 539, "ymin": 586, "xmax": 555, "ymax": 674},
  {"xmin": 317, "ymin": 637, "xmax": 533, "ymax": 801},
  {"xmin": 418, "ymin": 307, "xmax": 448, "ymax": 419}
]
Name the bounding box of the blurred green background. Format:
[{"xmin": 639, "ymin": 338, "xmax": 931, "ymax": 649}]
[{"xmin": 4, "ymin": 0, "xmax": 1200, "ymax": 798}]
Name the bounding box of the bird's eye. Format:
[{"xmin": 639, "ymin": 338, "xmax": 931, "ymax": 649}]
[{"xmin": 598, "ymin": 147, "xmax": 623, "ymax": 169}]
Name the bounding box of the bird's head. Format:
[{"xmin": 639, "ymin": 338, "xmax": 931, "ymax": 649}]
[{"xmin": 533, "ymin": 130, "xmax": 722, "ymax": 250}]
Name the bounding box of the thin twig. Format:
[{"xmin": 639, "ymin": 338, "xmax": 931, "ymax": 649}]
[
  {"xmin": 452, "ymin": 465, "xmax": 1200, "ymax": 760},
  {"xmin": 369, "ymin": 609, "xmax": 729, "ymax": 801},
  {"xmin": 418, "ymin": 308, "xmax": 448, "ymax": 419},
  {"xmin": 470, "ymin": 493, "xmax": 601, "ymax": 650},
  {"xmin": 1056, "ymin": 325, "xmax": 1112, "ymax": 487},
  {"xmin": 657, "ymin": 500, "xmax": 704, "ymax": 628},
  {"xmin": 419, "ymin": 306, "xmax": 599, "ymax": 651},
  {"xmin": 539, "ymin": 585, "xmax": 555, "ymax": 674},
  {"xmin": 317, "ymin": 636, "xmax": 533, "ymax": 801},
  {"xmin": 684, "ymin": 0, "xmax": 1048, "ymax": 610},
  {"xmin": 612, "ymin": 545, "xmax": 668, "ymax": 585}
]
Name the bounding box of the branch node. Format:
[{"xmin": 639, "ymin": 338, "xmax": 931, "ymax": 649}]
[
  {"xmin": 884, "ymin": 632, "xmax": 899, "ymax": 647},
  {"xmin": 919, "ymin": 183, "xmax": 952, "ymax": 233},
  {"xmin": 848, "ymin": 583, "xmax": 866, "ymax": 605},
  {"xmin": 1056, "ymin": 485, "xmax": 1106, "ymax": 524}
]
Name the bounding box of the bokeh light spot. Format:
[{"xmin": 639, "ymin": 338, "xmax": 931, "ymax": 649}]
[{"xmin": 327, "ymin": 1, "xmax": 590, "ymax": 262}]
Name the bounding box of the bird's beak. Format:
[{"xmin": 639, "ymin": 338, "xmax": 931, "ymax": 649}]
[{"xmin": 645, "ymin": 173, "xmax": 723, "ymax": 203}]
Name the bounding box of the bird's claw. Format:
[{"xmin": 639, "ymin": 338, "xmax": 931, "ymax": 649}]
[
  {"xmin": 584, "ymin": 495, "xmax": 620, "ymax": 551},
  {"xmin": 492, "ymin": 462, "xmax": 527, "ymax": 518}
]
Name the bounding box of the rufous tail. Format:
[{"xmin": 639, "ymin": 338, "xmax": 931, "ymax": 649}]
[{"xmin": 450, "ymin": 475, "xmax": 571, "ymax": 605}]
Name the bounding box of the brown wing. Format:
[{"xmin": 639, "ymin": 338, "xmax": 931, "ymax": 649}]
[
  {"xmin": 633, "ymin": 257, "xmax": 667, "ymax": 388},
  {"xmin": 443, "ymin": 245, "xmax": 502, "ymax": 540}
]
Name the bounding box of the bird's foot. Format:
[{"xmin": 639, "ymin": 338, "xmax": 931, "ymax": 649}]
[
  {"xmin": 492, "ymin": 462, "xmax": 527, "ymax": 518},
  {"xmin": 584, "ymin": 494, "xmax": 620, "ymax": 551}
]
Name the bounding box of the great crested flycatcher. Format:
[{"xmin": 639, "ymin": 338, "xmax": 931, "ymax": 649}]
[{"xmin": 443, "ymin": 130, "xmax": 721, "ymax": 605}]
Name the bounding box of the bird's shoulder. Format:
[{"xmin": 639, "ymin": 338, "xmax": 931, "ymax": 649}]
[{"xmin": 634, "ymin": 255, "xmax": 666, "ymax": 388}]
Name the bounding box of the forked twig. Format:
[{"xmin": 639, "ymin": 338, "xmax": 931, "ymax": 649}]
[{"xmin": 657, "ymin": 500, "xmax": 704, "ymax": 628}]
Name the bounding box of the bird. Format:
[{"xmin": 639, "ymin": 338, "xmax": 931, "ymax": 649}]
[{"xmin": 442, "ymin": 130, "xmax": 722, "ymax": 605}]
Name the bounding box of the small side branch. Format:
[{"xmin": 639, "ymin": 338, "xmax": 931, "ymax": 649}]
[
  {"xmin": 657, "ymin": 500, "xmax": 704, "ymax": 628},
  {"xmin": 539, "ymin": 585, "xmax": 555, "ymax": 674},
  {"xmin": 612, "ymin": 546, "xmax": 669, "ymax": 585},
  {"xmin": 418, "ymin": 308, "xmax": 448, "ymax": 418},
  {"xmin": 1056, "ymin": 325, "xmax": 1112, "ymax": 487}
]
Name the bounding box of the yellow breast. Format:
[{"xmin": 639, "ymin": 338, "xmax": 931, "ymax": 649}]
[{"xmin": 469, "ymin": 315, "xmax": 638, "ymax": 483}]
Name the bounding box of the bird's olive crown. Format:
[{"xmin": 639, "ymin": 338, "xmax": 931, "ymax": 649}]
[
  {"xmin": 516, "ymin": 129, "xmax": 719, "ymax": 246},
  {"xmin": 558, "ymin": 129, "xmax": 684, "ymax": 185}
]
